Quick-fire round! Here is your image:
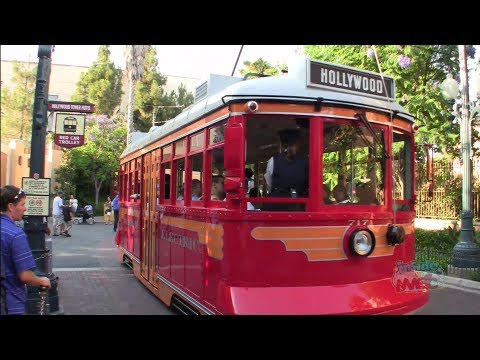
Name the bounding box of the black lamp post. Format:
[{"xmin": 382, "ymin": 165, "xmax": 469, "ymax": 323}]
[
  {"xmin": 24, "ymin": 45, "xmax": 63, "ymax": 314},
  {"xmin": 440, "ymin": 45, "xmax": 480, "ymax": 268}
]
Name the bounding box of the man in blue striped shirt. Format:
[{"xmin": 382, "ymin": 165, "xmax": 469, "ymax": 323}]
[
  {"xmin": 112, "ymin": 193, "xmax": 119, "ymax": 232},
  {"xmin": 1, "ymin": 185, "xmax": 51, "ymax": 315}
]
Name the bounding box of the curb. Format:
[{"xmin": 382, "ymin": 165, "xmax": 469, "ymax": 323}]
[{"xmin": 441, "ymin": 275, "xmax": 480, "ymax": 294}]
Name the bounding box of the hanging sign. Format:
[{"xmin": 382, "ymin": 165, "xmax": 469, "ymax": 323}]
[
  {"xmin": 48, "ymin": 101, "xmax": 94, "ymax": 113},
  {"xmin": 54, "ymin": 113, "xmax": 86, "ymax": 148}
]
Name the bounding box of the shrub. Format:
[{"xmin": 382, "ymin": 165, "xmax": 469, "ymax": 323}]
[
  {"xmin": 416, "ymin": 226, "xmax": 480, "ymax": 252},
  {"xmin": 415, "ymin": 228, "xmax": 459, "ymax": 252}
]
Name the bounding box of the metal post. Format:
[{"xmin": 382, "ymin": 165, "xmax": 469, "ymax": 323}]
[
  {"xmin": 152, "ymin": 106, "xmax": 158, "ymax": 128},
  {"xmin": 453, "ymin": 45, "xmax": 480, "ymax": 268},
  {"xmin": 24, "ymin": 45, "xmax": 62, "ymax": 314}
]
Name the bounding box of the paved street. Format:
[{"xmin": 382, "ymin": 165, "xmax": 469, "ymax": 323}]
[
  {"xmin": 48, "ymin": 217, "xmax": 480, "ymax": 315},
  {"xmin": 50, "ymin": 218, "xmax": 175, "ymax": 315},
  {"xmin": 416, "ymin": 287, "xmax": 480, "ymax": 315}
]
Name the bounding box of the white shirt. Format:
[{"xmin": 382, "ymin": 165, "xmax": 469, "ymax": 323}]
[
  {"xmin": 70, "ymin": 199, "xmax": 78, "ymax": 213},
  {"xmin": 52, "ymin": 196, "xmax": 63, "ymax": 216},
  {"xmin": 264, "ymin": 156, "xmax": 274, "ymax": 191}
]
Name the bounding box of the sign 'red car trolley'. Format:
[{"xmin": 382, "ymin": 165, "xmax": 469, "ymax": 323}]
[{"xmin": 115, "ymin": 57, "xmax": 429, "ymax": 314}]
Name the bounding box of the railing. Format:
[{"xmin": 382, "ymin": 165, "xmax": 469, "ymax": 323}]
[
  {"xmin": 415, "ymin": 190, "xmax": 480, "ymax": 220},
  {"xmin": 415, "ymin": 248, "xmax": 480, "ymax": 282},
  {"xmin": 415, "ymin": 158, "xmax": 480, "ymax": 220}
]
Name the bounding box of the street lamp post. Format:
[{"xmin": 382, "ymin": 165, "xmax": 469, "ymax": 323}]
[
  {"xmin": 24, "ymin": 45, "xmax": 62, "ymax": 314},
  {"xmin": 441, "ymin": 45, "xmax": 480, "ymax": 268}
]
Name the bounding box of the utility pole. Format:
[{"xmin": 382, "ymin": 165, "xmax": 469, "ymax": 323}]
[
  {"xmin": 453, "ymin": 45, "xmax": 479, "ymax": 267},
  {"xmin": 231, "ymin": 45, "xmax": 244, "ymax": 76},
  {"xmin": 24, "ymin": 45, "xmax": 62, "ymax": 314}
]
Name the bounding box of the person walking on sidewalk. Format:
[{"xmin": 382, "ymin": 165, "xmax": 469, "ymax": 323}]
[
  {"xmin": 112, "ymin": 193, "xmax": 119, "ymax": 232},
  {"xmin": 61, "ymin": 198, "xmax": 73, "ymax": 237},
  {"xmin": 104, "ymin": 196, "xmax": 112, "ymax": 225},
  {"xmin": 52, "ymin": 190, "xmax": 66, "ymax": 236},
  {"xmin": 1, "ymin": 185, "xmax": 51, "ymax": 315}
]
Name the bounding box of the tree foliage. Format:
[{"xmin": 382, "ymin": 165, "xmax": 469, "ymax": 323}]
[
  {"xmin": 239, "ymin": 58, "xmax": 286, "ymax": 78},
  {"xmin": 132, "ymin": 46, "xmax": 168, "ymax": 131},
  {"xmin": 133, "ymin": 46, "xmax": 194, "ymax": 132},
  {"xmin": 71, "ymin": 45, "xmax": 123, "ymax": 116},
  {"xmin": 1, "ymin": 61, "xmax": 37, "ymax": 141},
  {"xmin": 304, "ymin": 45, "xmax": 468, "ymax": 157},
  {"xmin": 54, "ymin": 115, "xmax": 127, "ymax": 206}
]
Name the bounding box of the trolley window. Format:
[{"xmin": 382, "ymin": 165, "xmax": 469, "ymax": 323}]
[
  {"xmin": 175, "ymin": 139, "xmax": 186, "ymax": 156},
  {"xmin": 210, "ymin": 147, "xmax": 225, "ymax": 203},
  {"xmin": 189, "ymin": 153, "xmax": 204, "ymax": 204},
  {"xmin": 209, "ymin": 123, "xmax": 226, "ymax": 145},
  {"xmin": 190, "ymin": 132, "xmax": 205, "ymax": 152},
  {"xmin": 323, "ymin": 121, "xmax": 385, "ymax": 205},
  {"xmin": 162, "ymin": 162, "xmax": 171, "ymax": 201},
  {"xmin": 245, "ymin": 115, "xmax": 310, "ymax": 211},
  {"xmin": 175, "ymin": 158, "xmax": 186, "ymax": 201},
  {"xmin": 162, "ymin": 145, "xmax": 172, "ymax": 161},
  {"xmin": 393, "ymin": 131, "xmax": 413, "ymax": 210}
]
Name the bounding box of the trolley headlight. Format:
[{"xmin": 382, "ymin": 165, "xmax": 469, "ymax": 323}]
[{"xmin": 349, "ymin": 230, "xmax": 375, "ymax": 256}]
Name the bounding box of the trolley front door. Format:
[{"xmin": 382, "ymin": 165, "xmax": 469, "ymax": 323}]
[
  {"xmin": 149, "ymin": 150, "xmax": 160, "ymax": 286},
  {"xmin": 140, "ymin": 153, "xmax": 152, "ymax": 283}
]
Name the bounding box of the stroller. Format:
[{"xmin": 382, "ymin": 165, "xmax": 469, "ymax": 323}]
[{"xmin": 73, "ymin": 204, "xmax": 95, "ymax": 225}]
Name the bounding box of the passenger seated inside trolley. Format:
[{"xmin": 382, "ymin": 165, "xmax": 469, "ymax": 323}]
[
  {"xmin": 332, "ymin": 175, "xmax": 349, "ymax": 203},
  {"xmin": 211, "ymin": 175, "xmax": 225, "ymax": 201},
  {"xmin": 356, "ymin": 179, "xmax": 379, "ymax": 205},
  {"xmin": 191, "ymin": 179, "xmax": 202, "ymax": 200},
  {"xmin": 247, "ymin": 187, "xmax": 261, "ymax": 211},
  {"xmin": 323, "ymin": 184, "xmax": 334, "ymax": 204}
]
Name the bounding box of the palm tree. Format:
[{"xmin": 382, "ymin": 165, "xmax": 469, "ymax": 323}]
[{"xmin": 124, "ymin": 45, "xmax": 149, "ymax": 143}]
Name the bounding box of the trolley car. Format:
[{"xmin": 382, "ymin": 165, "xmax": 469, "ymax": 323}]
[
  {"xmin": 63, "ymin": 116, "xmax": 77, "ymax": 133},
  {"xmin": 115, "ymin": 57, "xmax": 429, "ymax": 314}
]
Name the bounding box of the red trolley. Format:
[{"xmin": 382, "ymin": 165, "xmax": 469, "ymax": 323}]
[{"xmin": 115, "ymin": 57, "xmax": 429, "ymax": 314}]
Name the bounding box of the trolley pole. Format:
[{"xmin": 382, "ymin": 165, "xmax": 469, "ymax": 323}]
[{"xmin": 24, "ymin": 45, "xmax": 62, "ymax": 315}]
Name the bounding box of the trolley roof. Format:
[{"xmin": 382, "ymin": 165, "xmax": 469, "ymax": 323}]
[{"xmin": 121, "ymin": 56, "xmax": 414, "ymax": 158}]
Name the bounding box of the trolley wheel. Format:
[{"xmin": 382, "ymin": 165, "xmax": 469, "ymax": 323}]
[
  {"xmin": 73, "ymin": 219, "xmax": 79, "ymax": 225},
  {"xmin": 87, "ymin": 218, "xmax": 94, "ymax": 225}
]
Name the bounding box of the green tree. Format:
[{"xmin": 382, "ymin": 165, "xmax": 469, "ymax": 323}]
[
  {"xmin": 71, "ymin": 45, "xmax": 123, "ymax": 116},
  {"xmin": 239, "ymin": 58, "xmax": 285, "ymax": 78},
  {"xmin": 133, "ymin": 46, "xmax": 168, "ymax": 131},
  {"xmin": 54, "ymin": 114, "xmax": 127, "ymax": 206},
  {"xmin": 133, "ymin": 46, "xmax": 194, "ymax": 131},
  {"xmin": 175, "ymin": 83, "xmax": 194, "ymax": 109},
  {"xmin": 304, "ymin": 45, "xmax": 463, "ymax": 157},
  {"xmin": 153, "ymin": 84, "xmax": 194, "ymax": 127},
  {"xmin": 1, "ymin": 61, "xmax": 37, "ymax": 141}
]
